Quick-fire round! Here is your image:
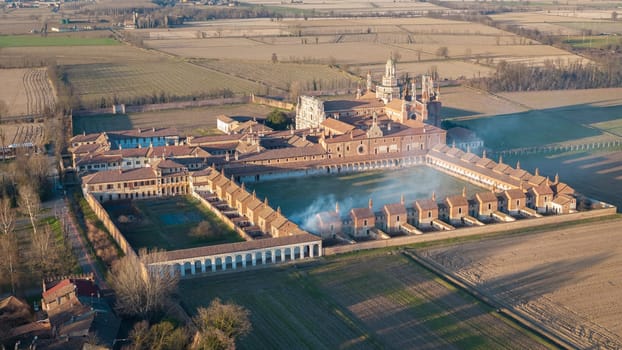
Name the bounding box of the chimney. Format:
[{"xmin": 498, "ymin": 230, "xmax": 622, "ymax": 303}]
[
  {"xmin": 535, "ymin": 167, "xmax": 539, "ymax": 176},
  {"xmin": 482, "ymin": 149, "xmax": 487, "ymax": 159},
  {"xmin": 462, "ymin": 186, "xmax": 466, "ymax": 197},
  {"xmin": 516, "ymin": 160, "xmax": 520, "ymax": 169},
  {"xmin": 368, "ymin": 198, "xmax": 373, "ymax": 209},
  {"xmin": 335, "ymin": 201, "xmax": 340, "ymax": 214},
  {"xmin": 432, "ymin": 191, "xmax": 436, "ymax": 201},
  {"xmin": 554, "ymin": 173, "xmax": 559, "ymax": 185},
  {"xmin": 400, "ymin": 194, "xmax": 405, "ymax": 205}
]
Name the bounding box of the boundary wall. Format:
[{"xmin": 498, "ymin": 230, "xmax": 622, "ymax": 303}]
[
  {"xmin": 324, "ymin": 206, "xmax": 617, "ymax": 255},
  {"xmin": 84, "ymin": 192, "xmax": 138, "ymax": 259}
]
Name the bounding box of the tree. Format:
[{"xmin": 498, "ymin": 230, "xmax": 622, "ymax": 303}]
[
  {"xmin": 265, "ymin": 109, "xmax": 289, "ymax": 130},
  {"xmin": 126, "ymin": 320, "xmax": 189, "ymax": 350},
  {"xmin": 18, "ymin": 183, "xmax": 40, "ymax": 238},
  {"xmin": 612, "ymin": 11, "xmax": 618, "ymax": 21},
  {"xmin": 271, "ymin": 52, "xmax": 278, "ymax": 63},
  {"xmin": 436, "ymin": 46, "xmax": 449, "ymax": 59},
  {"xmin": 192, "ymin": 298, "xmax": 251, "ymax": 350},
  {"xmin": 108, "ymin": 248, "xmax": 179, "ymax": 320},
  {"xmin": 0, "ymin": 195, "xmax": 17, "ymax": 295}
]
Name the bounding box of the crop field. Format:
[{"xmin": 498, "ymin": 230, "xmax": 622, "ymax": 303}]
[
  {"xmin": 0, "ymin": 35, "xmax": 119, "ymax": 48},
  {"xmin": 64, "ymin": 60, "xmax": 264, "ymax": 108},
  {"xmin": 240, "ymin": 0, "xmax": 443, "ymax": 14},
  {"xmin": 1, "ymin": 123, "xmax": 46, "ymax": 148},
  {"xmin": 72, "ymin": 103, "xmax": 275, "ymax": 135},
  {"xmin": 144, "ymin": 17, "xmax": 586, "ymax": 77},
  {"xmin": 194, "ymin": 59, "xmax": 359, "ymax": 93},
  {"xmin": 0, "ymin": 68, "xmax": 56, "ymax": 116},
  {"xmin": 180, "ymin": 250, "xmax": 552, "ymax": 349},
  {"xmin": 490, "ymin": 12, "xmax": 621, "ymax": 36},
  {"xmin": 419, "ymin": 218, "xmax": 622, "ymax": 349},
  {"xmin": 103, "ymin": 196, "xmax": 242, "ymax": 251}
]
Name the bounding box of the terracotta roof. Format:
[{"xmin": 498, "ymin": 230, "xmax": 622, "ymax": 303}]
[
  {"xmin": 161, "ymin": 233, "xmax": 320, "ymax": 261},
  {"xmin": 461, "ymin": 152, "xmax": 480, "ymax": 163},
  {"xmin": 217, "ymin": 114, "xmax": 235, "ymax": 123},
  {"xmin": 553, "ymin": 182, "xmax": 574, "ymax": 195},
  {"xmin": 71, "ymin": 133, "xmax": 104, "ymax": 143},
  {"xmin": 531, "ymin": 184, "xmax": 554, "ymax": 196},
  {"xmin": 509, "ymin": 168, "xmax": 530, "ymax": 180},
  {"xmin": 385, "ymin": 98, "xmax": 404, "ymax": 111},
  {"xmin": 76, "ymin": 154, "xmax": 122, "ymax": 166},
  {"xmin": 42, "ymin": 279, "xmax": 75, "ymax": 303},
  {"xmin": 476, "ymin": 157, "xmax": 495, "ymax": 168},
  {"xmin": 324, "ymin": 129, "xmax": 367, "ymax": 144},
  {"xmin": 446, "ymin": 147, "xmax": 465, "ymax": 158},
  {"xmin": 189, "ymin": 134, "xmax": 243, "ymax": 146},
  {"xmin": 552, "ymin": 194, "xmax": 573, "ymax": 205},
  {"xmin": 504, "ymin": 189, "xmax": 526, "ymax": 199},
  {"xmin": 156, "ymin": 159, "xmax": 186, "ymax": 169},
  {"xmin": 105, "ymin": 147, "xmax": 151, "ymax": 158},
  {"xmin": 350, "ymin": 207, "xmax": 374, "ymax": 220},
  {"xmin": 240, "ymin": 144, "xmax": 326, "ymax": 162},
  {"xmin": 316, "ymin": 211, "xmax": 340, "ymax": 225},
  {"xmin": 151, "ymin": 145, "xmax": 207, "ymax": 158},
  {"xmin": 446, "ymin": 195, "xmax": 468, "ymax": 207},
  {"xmin": 528, "ymin": 175, "xmax": 548, "ymax": 186},
  {"xmin": 82, "ymin": 168, "xmax": 157, "ymax": 184},
  {"xmin": 384, "ymin": 203, "xmax": 406, "ymax": 215},
  {"xmin": 72, "ymin": 143, "xmax": 104, "ymax": 155},
  {"xmin": 493, "ymin": 162, "xmax": 511, "ymax": 174},
  {"xmin": 321, "ymin": 118, "xmax": 355, "ymax": 134},
  {"xmin": 475, "ymin": 191, "xmax": 498, "ymax": 203},
  {"xmin": 415, "ymin": 199, "xmax": 438, "ymax": 211}
]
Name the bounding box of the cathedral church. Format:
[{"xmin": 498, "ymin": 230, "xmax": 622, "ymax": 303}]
[{"xmin": 296, "ymin": 57, "xmax": 442, "ymax": 130}]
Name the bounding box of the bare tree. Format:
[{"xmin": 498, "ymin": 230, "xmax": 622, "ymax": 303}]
[
  {"xmin": 18, "ymin": 183, "xmax": 40, "ymax": 237},
  {"xmin": 192, "ymin": 298, "xmax": 251, "ymax": 350},
  {"xmin": 31, "ymin": 224, "xmax": 56, "ymax": 274},
  {"xmin": 436, "ymin": 46, "xmax": 449, "ymax": 59},
  {"xmin": 126, "ymin": 320, "xmax": 188, "ymax": 350},
  {"xmin": 0, "ymin": 195, "xmax": 17, "ymax": 294},
  {"xmin": 108, "ymin": 248, "xmax": 178, "ymax": 320}
]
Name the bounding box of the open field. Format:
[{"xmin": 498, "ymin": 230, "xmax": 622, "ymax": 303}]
[
  {"xmin": 64, "ymin": 60, "xmax": 264, "ymax": 108},
  {"xmin": 0, "ymin": 68, "xmax": 56, "ymax": 116},
  {"xmin": 103, "ymin": 196, "xmax": 242, "ymax": 251},
  {"xmin": 491, "ymin": 11, "xmax": 622, "ymax": 36},
  {"xmin": 0, "ymin": 35, "xmax": 119, "ymax": 48},
  {"xmin": 194, "ymin": 59, "xmax": 359, "ymax": 93},
  {"xmin": 419, "ymin": 217, "xmax": 622, "ymax": 349},
  {"xmin": 144, "ymin": 17, "xmax": 587, "ymax": 77},
  {"xmin": 180, "ymin": 250, "xmax": 552, "ymax": 349},
  {"xmin": 72, "ymin": 103, "xmax": 275, "ymax": 135},
  {"xmin": 0, "ymin": 123, "xmax": 46, "ymax": 147}
]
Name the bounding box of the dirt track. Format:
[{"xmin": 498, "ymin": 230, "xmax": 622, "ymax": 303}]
[{"xmin": 420, "ymin": 218, "xmax": 622, "ymax": 349}]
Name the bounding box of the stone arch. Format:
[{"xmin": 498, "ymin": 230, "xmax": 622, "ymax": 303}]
[
  {"xmin": 255, "ymin": 252, "xmax": 263, "ymax": 264},
  {"xmin": 173, "ymin": 263, "xmax": 182, "ymax": 277},
  {"xmin": 274, "ymin": 249, "xmax": 282, "ymax": 263},
  {"xmin": 204, "ymin": 258, "xmax": 212, "ymax": 271},
  {"xmin": 294, "ymin": 246, "xmax": 301, "ymax": 259},
  {"xmin": 234, "ymin": 254, "xmax": 243, "ymax": 268},
  {"xmin": 225, "ymin": 255, "xmax": 233, "ymax": 269},
  {"xmin": 183, "ymin": 262, "xmax": 192, "ymax": 276},
  {"xmin": 284, "ymin": 247, "xmax": 292, "ymax": 261},
  {"xmin": 313, "ymin": 244, "xmax": 321, "ymax": 257},
  {"xmin": 215, "ymin": 257, "xmax": 223, "ymax": 271},
  {"xmin": 245, "ymin": 253, "xmax": 253, "ymax": 265}
]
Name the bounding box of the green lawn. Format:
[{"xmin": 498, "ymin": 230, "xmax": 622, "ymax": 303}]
[
  {"xmin": 179, "ymin": 251, "xmax": 553, "ymax": 349},
  {"xmin": 104, "ymin": 196, "xmax": 243, "ymax": 251},
  {"xmin": 453, "ymin": 104, "xmax": 622, "ymax": 150},
  {"xmin": 0, "ymin": 35, "xmax": 119, "ymax": 48}
]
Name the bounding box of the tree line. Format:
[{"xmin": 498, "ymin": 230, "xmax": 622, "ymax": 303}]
[{"xmin": 468, "ymin": 60, "xmax": 622, "ymax": 92}]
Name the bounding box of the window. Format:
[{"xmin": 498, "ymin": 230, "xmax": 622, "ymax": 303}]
[
  {"xmin": 428, "ymin": 211, "xmax": 431, "ymax": 218},
  {"xmin": 396, "ymin": 215, "xmax": 400, "ymax": 222},
  {"xmin": 364, "ymin": 219, "xmax": 368, "ymax": 226},
  {"xmin": 488, "ymin": 203, "xmax": 491, "ymax": 210},
  {"xmin": 516, "ymin": 200, "xmax": 520, "ymax": 206},
  {"xmin": 458, "ymin": 208, "xmax": 462, "ymax": 214}
]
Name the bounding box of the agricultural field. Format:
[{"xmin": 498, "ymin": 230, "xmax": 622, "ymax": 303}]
[
  {"xmin": 103, "ymin": 196, "xmax": 243, "ymax": 251},
  {"xmin": 194, "ymin": 59, "xmax": 359, "ymax": 93},
  {"xmin": 180, "ymin": 250, "xmax": 552, "ymax": 349},
  {"xmin": 419, "ymin": 217, "xmax": 622, "ymax": 349},
  {"xmin": 0, "ymin": 123, "xmax": 46, "ymax": 148},
  {"xmin": 0, "ymin": 35, "xmax": 118, "ymax": 48},
  {"xmin": 72, "ymin": 103, "xmax": 275, "ymax": 135},
  {"xmin": 64, "ymin": 60, "xmax": 264, "ymax": 108},
  {"xmin": 0, "ymin": 68, "xmax": 56, "ymax": 116},
  {"xmin": 144, "ymin": 17, "xmax": 587, "ymax": 80},
  {"xmin": 490, "ymin": 11, "xmax": 622, "ymax": 36}
]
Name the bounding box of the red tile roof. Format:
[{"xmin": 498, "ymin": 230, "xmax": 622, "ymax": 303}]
[{"xmin": 82, "ymin": 168, "xmax": 157, "ymax": 184}]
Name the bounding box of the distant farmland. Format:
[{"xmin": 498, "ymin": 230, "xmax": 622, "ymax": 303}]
[
  {"xmin": 180, "ymin": 251, "xmax": 553, "ymax": 349},
  {"xmin": 0, "ymin": 35, "xmax": 119, "ymax": 48},
  {"xmin": 0, "ymin": 68, "xmax": 56, "ymax": 116}
]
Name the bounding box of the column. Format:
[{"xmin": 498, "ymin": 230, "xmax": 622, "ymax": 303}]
[
  {"xmin": 252, "ymin": 253, "xmax": 257, "ymax": 266},
  {"xmin": 190, "ymin": 263, "xmax": 196, "ymax": 275},
  {"xmin": 211, "ymin": 261, "xmax": 216, "ymax": 272},
  {"xmin": 232, "ymin": 255, "xmax": 237, "ymax": 269},
  {"xmin": 309, "ymin": 245, "xmax": 314, "ymax": 258},
  {"xmin": 201, "ymin": 260, "xmax": 206, "ymax": 273},
  {"xmin": 242, "ymin": 257, "xmax": 247, "ymax": 268},
  {"xmin": 291, "ymin": 246, "xmax": 296, "ymax": 261},
  {"xmin": 261, "ymin": 251, "xmax": 266, "ymax": 264},
  {"xmin": 271, "ymin": 249, "xmax": 276, "ymax": 263},
  {"xmin": 180, "ymin": 264, "xmax": 186, "ymax": 277},
  {"xmin": 222, "ymin": 257, "xmax": 227, "ymax": 271}
]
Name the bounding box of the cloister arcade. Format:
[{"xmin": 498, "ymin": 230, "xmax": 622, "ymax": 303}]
[{"xmin": 149, "ymin": 240, "xmax": 322, "ymax": 277}]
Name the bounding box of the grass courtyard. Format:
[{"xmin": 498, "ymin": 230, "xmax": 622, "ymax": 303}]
[
  {"xmin": 179, "ymin": 250, "xmax": 553, "ymax": 350},
  {"xmin": 103, "ymin": 196, "xmax": 243, "ymax": 251}
]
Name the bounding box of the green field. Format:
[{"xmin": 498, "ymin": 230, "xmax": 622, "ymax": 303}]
[
  {"xmin": 563, "ymin": 36, "xmax": 622, "ymax": 49},
  {"xmin": 103, "ymin": 196, "xmax": 243, "ymax": 251},
  {"xmin": 180, "ymin": 250, "xmax": 553, "ymax": 349},
  {"xmin": 0, "ymin": 35, "xmax": 119, "ymax": 48},
  {"xmin": 453, "ymin": 104, "xmax": 622, "ymax": 150},
  {"xmin": 65, "ymin": 60, "xmax": 264, "ymax": 108}
]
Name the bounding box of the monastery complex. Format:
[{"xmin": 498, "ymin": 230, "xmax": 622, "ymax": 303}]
[{"xmin": 69, "ymin": 57, "xmax": 590, "ymax": 277}]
